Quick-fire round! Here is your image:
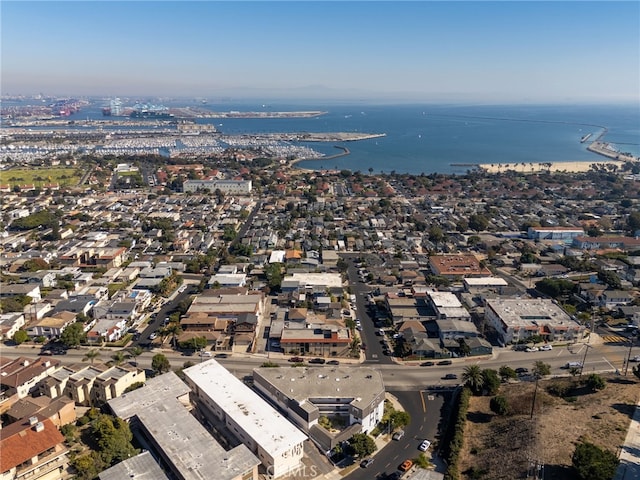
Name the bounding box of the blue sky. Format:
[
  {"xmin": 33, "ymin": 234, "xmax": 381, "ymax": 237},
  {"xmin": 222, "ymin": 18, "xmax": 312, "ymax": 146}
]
[{"xmin": 2, "ymin": 1, "xmax": 639, "ymax": 103}]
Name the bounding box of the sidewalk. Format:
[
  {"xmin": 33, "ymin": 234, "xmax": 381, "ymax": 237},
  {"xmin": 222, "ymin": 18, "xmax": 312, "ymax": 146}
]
[{"xmin": 614, "ymin": 393, "xmax": 640, "ymax": 480}]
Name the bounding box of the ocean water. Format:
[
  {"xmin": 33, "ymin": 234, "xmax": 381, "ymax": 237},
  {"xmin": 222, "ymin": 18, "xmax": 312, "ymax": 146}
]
[
  {"xmin": 196, "ymin": 103, "xmax": 640, "ymax": 175},
  {"xmin": 5, "ymin": 100, "xmax": 639, "ymax": 175}
]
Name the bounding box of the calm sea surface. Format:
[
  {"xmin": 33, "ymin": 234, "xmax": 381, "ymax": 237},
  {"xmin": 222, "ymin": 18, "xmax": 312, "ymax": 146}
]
[
  {"xmin": 7, "ymin": 100, "xmax": 640, "ymax": 175},
  {"xmin": 196, "ymin": 103, "xmax": 640, "ymax": 174}
]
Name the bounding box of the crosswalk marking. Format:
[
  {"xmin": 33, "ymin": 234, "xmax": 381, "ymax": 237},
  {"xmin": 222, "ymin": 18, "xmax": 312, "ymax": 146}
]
[{"xmin": 602, "ymin": 335, "xmax": 627, "ymax": 343}]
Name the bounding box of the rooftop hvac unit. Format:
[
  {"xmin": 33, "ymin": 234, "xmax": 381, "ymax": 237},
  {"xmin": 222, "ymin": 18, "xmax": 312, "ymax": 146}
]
[
  {"xmin": 29, "ymin": 416, "xmax": 39, "ymax": 426},
  {"xmin": 34, "ymin": 422, "xmax": 45, "ymax": 432}
]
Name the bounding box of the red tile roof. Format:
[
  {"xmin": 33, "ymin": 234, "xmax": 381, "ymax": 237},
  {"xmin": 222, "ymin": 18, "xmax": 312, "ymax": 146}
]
[{"xmin": 0, "ymin": 417, "xmax": 65, "ymax": 472}]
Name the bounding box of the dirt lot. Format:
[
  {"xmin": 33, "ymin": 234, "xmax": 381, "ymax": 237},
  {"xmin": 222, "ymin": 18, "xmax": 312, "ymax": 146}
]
[{"xmin": 457, "ymin": 374, "xmax": 640, "ymax": 480}]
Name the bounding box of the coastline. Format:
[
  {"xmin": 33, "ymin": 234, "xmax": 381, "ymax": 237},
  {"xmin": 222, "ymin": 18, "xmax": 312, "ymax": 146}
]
[
  {"xmin": 290, "ymin": 145, "xmax": 350, "ymax": 170},
  {"xmin": 476, "ymin": 160, "xmax": 628, "ymax": 174}
]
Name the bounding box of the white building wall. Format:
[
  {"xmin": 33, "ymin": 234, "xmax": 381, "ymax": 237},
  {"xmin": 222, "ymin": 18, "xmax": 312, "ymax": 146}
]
[{"xmin": 358, "ymin": 401, "xmax": 384, "ymax": 434}]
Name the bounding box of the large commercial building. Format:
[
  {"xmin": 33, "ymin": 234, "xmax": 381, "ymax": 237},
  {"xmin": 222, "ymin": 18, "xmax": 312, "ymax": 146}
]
[
  {"xmin": 527, "ymin": 227, "xmax": 584, "ymax": 241},
  {"xmin": 428, "ymin": 255, "xmax": 492, "ymax": 279},
  {"xmin": 485, "ymin": 298, "xmax": 585, "ymax": 345},
  {"xmin": 108, "ymin": 373, "xmax": 260, "ymax": 480},
  {"xmin": 183, "ymin": 360, "xmax": 307, "ymax": 479},
  {"xmin": 252, "ymin": 366, "xmax": 385, "ymax": 452},
  {"xmin": 182, "ymin": 179, "xmax": 252, "ymax": 194}
]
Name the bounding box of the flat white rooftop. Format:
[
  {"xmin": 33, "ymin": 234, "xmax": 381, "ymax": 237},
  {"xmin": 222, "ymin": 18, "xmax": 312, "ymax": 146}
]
[
  {"xmin": 184, "ymin": 359, "xmax": 307, "ymax": 458},
  {"xmin": 463, "ymin": 277, "xmax": 508, "ymax": 287},
  {"xmin": 428, "ymin": 291, "xmax": 462, "ymax": 308},
  {"xmin": 288, "ymin": 273, "xmax": 343, "ymax": 289}
]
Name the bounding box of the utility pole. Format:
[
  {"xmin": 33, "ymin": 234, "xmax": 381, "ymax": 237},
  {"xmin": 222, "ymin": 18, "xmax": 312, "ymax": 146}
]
[
  {"xmin": 622, "ymin": 336, "xmax": 635, "ymax": 376},
  {"xmin": 579, "ymin": 310, "xmax": 596, "ymax": 378},
  {"xmin": 530, "ymin": 375, "xmax": 539, "ymax": 419}
]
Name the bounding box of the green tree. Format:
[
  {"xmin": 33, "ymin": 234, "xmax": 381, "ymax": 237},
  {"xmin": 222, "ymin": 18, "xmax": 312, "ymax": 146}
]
[
  {"xmin": 83, "ymin": 349, "xmax": 100, "ymax": 365},
  {"xmin": 585, "ymin": 373, "xmax": 606, "ymax": 392},
  {"xmin": 348, "ymin": 433, "xmax": 377, "ymax": 458},
  {"xmin": 128, "ymin": 346, "xmax": 143, "ymax": 366},
  {"xmin": 481, "ymin": 369, "xmax": 501, "ymax": 396},
  {"xmin": 489, "ymin": 395, "xmax": 509, "ymax": 415},
  {"xmin": 428, "ymin": 225, "xmax": 446, "ymax": 249},
  {"xmin": 92, "ymin": 414, "xmax": 139, "ymax": 465},
  {"xmin": 12, "ymin": 329, "xmax": 29, "ymax": 345},
  {"xmin": 72, "ymin": 452, "xmax": 105, "ymax": 480},
  {"xmin": 390, "ymin": 410, "xmax": 411, "ymax": 430},
  {"xmin": 468, "ymin": 213, "xmax": 489, "ymax": 232},
  {"xmin": 627, "ymin": 210, "xmax": 640, "ymax": 233},
  {"xmin": 572, "ymin": 441, "xmax": 618, "ymax": 480},
  {"xmin": 123, "ymin": 381, "xmax": 144, "ymax": 393},
  {"xmin": 532, "ymin": 361, "xmax": 551, "ymax": 378},
  {"xmin": 457, "ymin": 338, "xmax": 471, "ymax": 357},
  {"xmin": 60, "ymin": 423, "xmax": 78, "ymax": 443},
  {"xmin": 164, "ymin": 322, "xmax": 182, "ymax": 349},
  {"xmin": 111, "ymin": 351, "xmax": 125, "ymax": 366},
  {"xmin": 498, "ymin": 365, "xmax": 517, "ymax": 381},
  {"xmin": 60, "ymin": 322, "xmax": 86, "ymax": 347},
  {"xmin": 151, "ymin": 353, "xmax": 171, "ymax": 375},
  {"xmin": 264, "ymin": 262, "xmax": 283, "ymax": 292},
  {"xmin": 462, "ymin": 365, "xmax": 484, "ymax": 395}
]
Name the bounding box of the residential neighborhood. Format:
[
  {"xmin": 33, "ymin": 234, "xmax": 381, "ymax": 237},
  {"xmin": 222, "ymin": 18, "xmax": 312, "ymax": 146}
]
[{"xmin": 1, "ymin": 150, "xmax": 640, "ymax": 480}]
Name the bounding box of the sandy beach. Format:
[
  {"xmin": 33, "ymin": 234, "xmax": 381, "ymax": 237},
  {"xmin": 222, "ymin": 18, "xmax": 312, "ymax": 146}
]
[{"xmin": 478, "ymin": 160, "xmax": 627, "ymax": 174}]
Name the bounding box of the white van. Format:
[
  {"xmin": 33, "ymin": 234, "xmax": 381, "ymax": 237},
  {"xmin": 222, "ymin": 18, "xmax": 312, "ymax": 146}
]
[{"xmin": 563, "ymin": 361, "xmax": 582, "ymax": 369}]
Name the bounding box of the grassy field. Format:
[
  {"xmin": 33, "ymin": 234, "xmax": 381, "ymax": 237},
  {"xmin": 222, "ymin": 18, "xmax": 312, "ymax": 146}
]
[{"xmin": 0, "ymin": 167, "xmax": 82, "ymax": 187}]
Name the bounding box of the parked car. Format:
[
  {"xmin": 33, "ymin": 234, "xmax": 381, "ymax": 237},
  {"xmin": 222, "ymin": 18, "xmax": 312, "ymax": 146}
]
[
  {"xmin": 515, "ymin": 367, "xmax": 529, "ymax": 375},
  {"xmin": 215, "ymin": 353, "xmax": 229, "ymax": 359},
  {"xmin": 437, "ymin": 360, "xmax": 453, "ymax": 366},
  {"xmin": 308, "ymin": 358, "xmax": 326, "ymax": 364},
  {"xmin": 629, "ymin": 355, "xmax": 640, "ymax": 362},
  {"xmin": 443, "ymin": 373, "xmax": 458, "ymax": 380},
  {"xmin": 526, "ymin": 346, "xmax": 539, "ymax": 352},
  {"xmin": 398, "ymin": 459, "xmax": 413, "ymax": 472},
  {"xmin": 327, "ymin": 360, "xmax": 340, "ymax": 365},
  {"xmin": 200, "ymin": 350, "xmax": 212, "ymax": 357},
  {"xmin": 420, "ymin": 361, "xmax": 435, "ymax": 367},
  {"xmin": 360, "ymin": 458, "xmax": 374, "ymax": 468},
  {"xmin": 418, "ymin": 439, "xmax": 431, "ymax": 452},
  {"xmin": 540, "ymin": 344, "xmax": 552, "ymax": 351},
  {"xmin": 392, "ymin": 430, "xmax": 405, "ymax": 441},
  {"xmin": 149, "ymin": 332, "xmax": 158, "ymax": 340},
  {"xmin": 289, "ymin": 356, "xmax": 304, "ymax": 363}
]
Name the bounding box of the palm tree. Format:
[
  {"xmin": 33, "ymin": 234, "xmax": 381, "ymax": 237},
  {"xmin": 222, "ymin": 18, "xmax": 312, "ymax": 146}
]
[
  {"xmin": 462, "ymin": 365, "xmax": 484, "ymax": 394},
  {"xmin": 83, "ymin": 349, "xmax": 100, "ymax": 365},
  {"xmin": 128, "ymin": 346, "xmax": 143, "ymax": 366},
  {"xmin": 111, "ymin": 351, "xmax": 125, "ymax": 366},
  {"xmin": 165, "ymin": 322, "xmax": 182, "ymax": 349}
]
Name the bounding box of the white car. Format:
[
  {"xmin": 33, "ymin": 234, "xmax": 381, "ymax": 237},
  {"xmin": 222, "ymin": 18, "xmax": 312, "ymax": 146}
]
[
  {"xmin": 149, "ymin": 332, "xmax": 158, "ymax": 340},
  {"xmin": 418, "ymin": 439, "xmax": 431, "ymax": 452},
  {"xmin": 540, "ymin": 344, "xmax": 552, "ymax": 351},
  {"xmin": 525, "ymin": 346, "xmax": 539, "ymax": 352},
  {"xmin": 630, "ymin": 355, "xmax": 640, "ymax": 362}
]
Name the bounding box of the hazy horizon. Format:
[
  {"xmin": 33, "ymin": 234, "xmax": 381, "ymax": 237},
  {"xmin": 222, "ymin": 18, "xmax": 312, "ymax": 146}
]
[{"xmin": 2, "ymin": 1, "xmax": 639, "ymax": 104}]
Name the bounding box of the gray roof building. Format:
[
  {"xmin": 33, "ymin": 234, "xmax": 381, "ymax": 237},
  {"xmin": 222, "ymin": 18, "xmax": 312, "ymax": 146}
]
[{"xmin": 108, "ymin": 372, "xmax": 259, "ymax": 480}]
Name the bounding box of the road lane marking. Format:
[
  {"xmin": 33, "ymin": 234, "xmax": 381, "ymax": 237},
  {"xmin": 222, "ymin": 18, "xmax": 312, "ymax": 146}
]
[
  {"xmin": 602, "ymin": 356, "xmax": 616, "ymax": 370},
  {"xmin": 419, "ymin": 391, "xmax": 426, "ymax": 413}
]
